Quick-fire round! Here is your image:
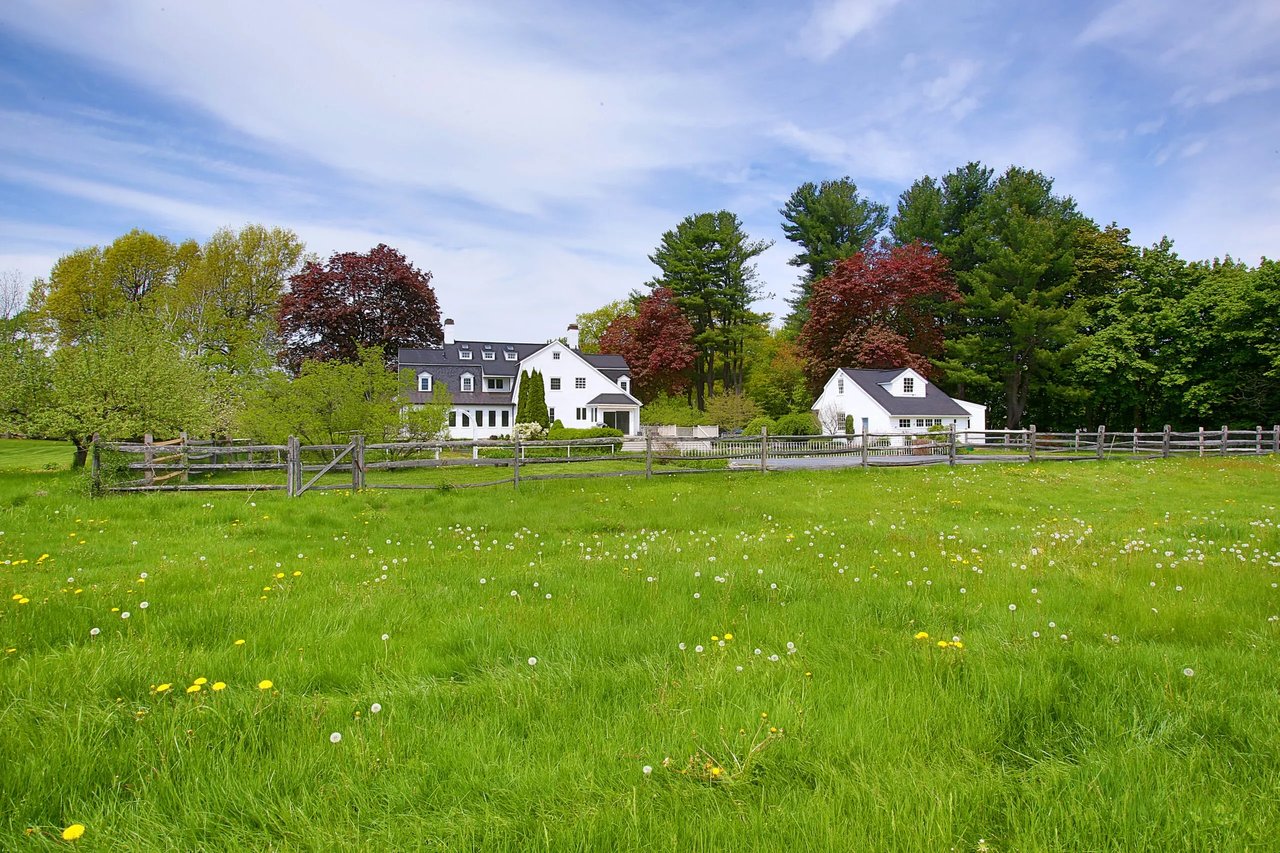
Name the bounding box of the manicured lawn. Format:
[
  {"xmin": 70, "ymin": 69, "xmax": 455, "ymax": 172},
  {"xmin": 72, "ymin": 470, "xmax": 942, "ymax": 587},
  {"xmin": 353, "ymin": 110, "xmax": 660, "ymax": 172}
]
[
  {"xmin": 0, "ymin": 439, "xmax": 75, "ymax": 472},
  {"xmin": 2, "ymin": 454, "xmax": 1278, "ymax": 850}
]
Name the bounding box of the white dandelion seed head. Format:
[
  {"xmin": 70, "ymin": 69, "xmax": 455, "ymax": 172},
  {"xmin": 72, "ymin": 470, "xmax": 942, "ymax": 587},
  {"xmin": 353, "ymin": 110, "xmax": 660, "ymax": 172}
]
[
  {"xmin": 678, "ymin": 643, "xmax": 686, "ymax": 651},
  {"xmin": 545, "ymin": 593, "xmax": 552, "ymax": 599},
  {"xmin": 1008, "ymin": 604, "xmax": 1017, "ymax": 611},
  {"xmin": 139, "ymin": 601, "xmax": 149, "ymax": 609},
  {"xmin": 510, "ymin": 590, "xmax": 518, "ymax": 597},
  {"xmin": 121, "ymin": 611, "xmax": 130, "ymax": 619},
  {"xmin": 479, "ymin": 578, "xmax": 486, "ymax": 584},
  {"xmin": 695, "ymin": 645, "xmax": 704, "ymax": 653},
  {"xmin": 693, "ymin": 593, "xmax": 701, "ymax": 599},
  {"xmin": 527, "ymin": 657, "xmax": 538, "ymax": 666},
  {"xmin": 1183, "ymin": 667, "xmax": 1195, "ymax": 677},
  {"xmin": 370, "ymin": 703, "xmax": 382, "ymax": 714},
  {"xmin": 139, "ymin": 572, "xmax": 148, "ymax": 579},
  {"xmin": 642, "ymin": 765, "xmax": 653, "ymax": 775},
  {"xmin": 381, "ymin": 633, "xmax": 389, "ymax": 641},
  {"xmin": 330, "ymin": 732, "xmax": 342, "ymax": 743},
  {"xmin": 90, "ymin": 627, "xmax": 100, "ymax": 636}
]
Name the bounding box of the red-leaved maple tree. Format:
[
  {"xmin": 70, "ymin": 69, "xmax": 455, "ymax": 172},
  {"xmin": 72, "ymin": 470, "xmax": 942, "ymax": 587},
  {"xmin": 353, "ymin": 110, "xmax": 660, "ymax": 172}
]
[
  {"xmin": 277, "ymin": 244, "xmax": 442, "ymax": 372},
  {"xmin": 799, "ymin": 240, "xmax": 959, "ymax": 392},
  {"xmin": 599, "ymin": 287, "xmax": 696, "ymax": 400}
]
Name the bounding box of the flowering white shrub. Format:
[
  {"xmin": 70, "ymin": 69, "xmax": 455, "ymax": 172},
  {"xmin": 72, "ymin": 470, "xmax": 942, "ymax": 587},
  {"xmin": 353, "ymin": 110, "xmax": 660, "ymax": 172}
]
[{"xmin": 513, "ymin": 422, "xmax": 547, "ymax": 441}]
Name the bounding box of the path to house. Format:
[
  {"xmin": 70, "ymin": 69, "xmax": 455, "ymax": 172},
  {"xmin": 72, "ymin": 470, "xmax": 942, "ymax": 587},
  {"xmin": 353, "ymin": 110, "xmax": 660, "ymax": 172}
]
[{"xmin": 735, "ymin": 453, "xmax": 1096, "ymax": 471}]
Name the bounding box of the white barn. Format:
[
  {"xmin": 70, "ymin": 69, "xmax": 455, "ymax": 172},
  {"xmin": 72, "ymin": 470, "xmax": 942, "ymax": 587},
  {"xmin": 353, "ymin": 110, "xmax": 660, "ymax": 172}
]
[
  {"xmin": 811, "ymin": 367, "xmax": 986, "ymax": 440},
  {"xmin": 398, "ymin": 320, "xmax": 642, "ymax": 439}
]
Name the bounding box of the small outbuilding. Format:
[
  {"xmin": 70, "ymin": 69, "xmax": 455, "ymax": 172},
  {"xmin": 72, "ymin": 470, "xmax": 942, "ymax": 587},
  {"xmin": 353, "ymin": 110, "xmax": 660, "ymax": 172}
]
[{"xmin": 810, "ymin": 367, "xmax": 986, "ymax": 441}]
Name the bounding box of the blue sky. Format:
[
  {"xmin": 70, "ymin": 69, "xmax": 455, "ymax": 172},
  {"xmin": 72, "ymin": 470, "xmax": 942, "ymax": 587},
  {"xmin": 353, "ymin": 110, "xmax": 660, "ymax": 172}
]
[{"xmin": 1, "ymin": 0, "xmax": 1276, "ymax": 339}]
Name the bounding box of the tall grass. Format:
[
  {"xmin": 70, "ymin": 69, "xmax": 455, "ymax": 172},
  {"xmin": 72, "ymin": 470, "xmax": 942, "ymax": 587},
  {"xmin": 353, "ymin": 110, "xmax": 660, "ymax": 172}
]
[{"xmin": 2, "ymin": 447, "xmax": 1278, "ymax": 850}]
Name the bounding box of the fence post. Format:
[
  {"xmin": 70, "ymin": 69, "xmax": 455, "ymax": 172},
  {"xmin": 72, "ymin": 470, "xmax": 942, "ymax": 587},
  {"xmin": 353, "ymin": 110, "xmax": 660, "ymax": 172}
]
[
  {"xmin": 90, "ymin": 433, "xmax": 102, "ymax": 496},
  {"xmin": 512, "ymin": 435, "xmax": 521, "ymax": 490},
  {"xmin": 143, "ymin": 432, "xmax": 154, "ymax": 487},
  {"xmin": 1132, "ymin": 427, "xmax": 1139, "ymax": 455},
  {"xmin": 352, "ymin": 435, "xmax": 365, "ymax": 491},
  {"xmin": 1097, "ymin": 425, "xmax": 1105, "ymax": 461},
  {"xmin": 1198, "ymin": 426, "xmax": 1205, "ymax": 456},
  {"xmin": 180, "ymin": 431, "xmax": 190, "ymax": 483},
  {"xmin": 1028, "ymin": 425, "xmax": 1037, "ymax": 462},
  {"xmin": 644, "ymin": 431, "xmax": 653, "ymax": 479},
  {"xmin": 1074, "ymin": 428, "xmax": 1080, "ymax": 453},
  {"xmin": 1257, "ymin": 425, "xmax": 1263, "ymax": 455},
  {"xmin": 473, "ymin": 444, "xmax": 479, "ymax": 460},
  {"xmin": 1274, "ymin": 425, "xmax": 1279, "ymax": 455},
  {"xmin": 287, "ymin": 436, "xmax": 300, "ymax": 497},
  {"xmin": 948, "ymin": 425, "xmax": 956, "ymax": 467},
  {"xmin": 1220, "ymin": 425, "xmax": 1228, "ymax": 456},
  {"xmin": 760, "ymin": 426, "xmax": 768, "ymax": 473},
  {"xmin": 1162, "ymin": 425, "xmax": 1171, "ymax": 458},
  {"xmin": 861, "ymin": 424, "xmax": 869, "ymax": 468}
]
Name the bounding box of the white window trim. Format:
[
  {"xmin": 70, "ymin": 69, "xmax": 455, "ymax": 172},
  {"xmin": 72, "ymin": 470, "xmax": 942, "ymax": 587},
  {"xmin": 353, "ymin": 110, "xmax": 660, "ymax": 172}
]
[
  {"xmin": 459, "ymin": 350, "xmax": 472, "ymax": 360},
  {"xmin": 461, "ymin": 373, "xmax": 474, "ymax": 392},
  {"xmin": 417, "ymin": 372, "xmax": 432, "ymax": 393},
  {"xmin": 504, "ymin": 351, "xmax": 518, "ymax": 361},
  {"xmin": 482, "ymin": 351, "xmax": 495, "ymax": 360}
]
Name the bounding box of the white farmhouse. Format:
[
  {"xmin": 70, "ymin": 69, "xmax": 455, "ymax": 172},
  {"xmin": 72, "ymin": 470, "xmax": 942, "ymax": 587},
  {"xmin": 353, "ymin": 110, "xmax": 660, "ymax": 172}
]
[
  {"xmin": 398, "ymin": 320, "xmax": 642, "ymax": 439},
  {"xmin": 811, "ymin": 367, "xmax": 986, "ymax": 440}
]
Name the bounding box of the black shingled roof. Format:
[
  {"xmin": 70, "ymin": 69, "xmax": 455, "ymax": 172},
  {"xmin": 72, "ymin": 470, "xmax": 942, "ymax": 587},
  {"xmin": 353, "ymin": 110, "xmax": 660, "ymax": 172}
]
[{"xmin": 837, "ymin": 368, "xmax": 969, "ymax": 417}]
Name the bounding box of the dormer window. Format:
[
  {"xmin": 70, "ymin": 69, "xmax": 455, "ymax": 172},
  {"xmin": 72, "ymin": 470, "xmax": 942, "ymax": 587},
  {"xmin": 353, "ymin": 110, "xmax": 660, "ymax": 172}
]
[
  {"xmin": 482, "ymin": 350, "xmax": 495, "ymax": 361},
  {"xmin": 459, "ymin": 349, "xmax": 472, "ymax": 360},
  {"xmin": 461, "ymin": 373, "xmax": 474, "ymax": 392},
  {"xmin": 504, "ymin": 350, "xmax": 517, "ymax": 361},
  {"xmin": 417, "ymin": 372, "xmax": 432, "ymax": 393},
  {"xmin": 620, "ymin": 377, "xmax": 629, "ymax": 393},
  {"xmin": 902, "ymin": 377, "xmax": 914, "ymax": 394}
]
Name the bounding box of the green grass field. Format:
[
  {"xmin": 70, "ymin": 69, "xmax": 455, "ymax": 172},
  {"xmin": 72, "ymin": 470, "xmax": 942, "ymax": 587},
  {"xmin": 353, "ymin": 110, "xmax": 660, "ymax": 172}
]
[{"xmin": 3, "ymin": 441, "xmax": 1279, "ymax": 850}]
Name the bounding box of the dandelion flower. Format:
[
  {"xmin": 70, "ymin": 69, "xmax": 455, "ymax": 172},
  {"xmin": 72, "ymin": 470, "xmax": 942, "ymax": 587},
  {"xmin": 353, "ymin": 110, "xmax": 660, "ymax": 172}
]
[
  {"xmin": 370, "ymin": 703, "xmax": 382, "ymax": 714},
  {"xmin": 257, "ymin": 680, "xmax": 273, "ymax": 690},
  {"xmin": 381, "ymin": 633, "xmax": 389, "ymax": 641},
  {"xmin": 695, "ymin": 645, "xmax": 704, "ymax": 653},
  {"xmin": 1183, "ymin": 668, "xmax": 1195, "ymax": 678},
  {"xmin": 937, "ymin": 640, "xmax": 950, "ymax": 648},
  {"xmin": 61, "ymin": 824, "xmax": 86, "ymax": 841},
  {"xmin": 724, "ymin": 633, "xmax": 733, "ymax": 640},
  {"xmin": 527, "ymin": 657, "xmax": 538, "ymax": 666},
  {"xmin": 914, "ymin": 631, "xmax": 929, "ymax": 640},
  {"xmin": 1008, "ymin": 604, "xmax": 1017, "ymax": 612},
  {"xmin": 139, "ymin": 601, "xmax": 149, "ymax": 609},
  {"xmin": 709, "ymin": 767, "xmax": 723, "ymax": 778},
  {"xmin": 89, "ymin": 627, "xmax": 100, "ymax": 636},
  {"xmin": 642, "ymin": 765, "xmax": 653, "ymax": 775},
  {"xmin": 156, "ymin": 683, "xmax": 171, "ymax": 693},
  {"xmin": 186, "ymin": 684, "xmax": 201, "ymax": 694},
  {"xmin": 330, "ymin": 732, "xmax": 342, "ymax": 743},
  {"xmin": 293, "ymin": 571, "xmax": 302, "ymax": 577},
  {"xmin": 193, "ymin": 677, "xmax": 207, "ymax": 685},
  {"xmin": 234, "ymin": 639, "xmax": 245, "ymax": 646},
  {"xmin": 212, "ymin": 682, "xmax": 226, "ymax": 691}
]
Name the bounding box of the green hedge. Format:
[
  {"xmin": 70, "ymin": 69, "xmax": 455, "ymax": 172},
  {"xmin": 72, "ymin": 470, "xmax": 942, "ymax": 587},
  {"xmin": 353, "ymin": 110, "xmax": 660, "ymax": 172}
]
[
  {"xmin": 546, "ymin": 426, "xmax": 623, "ymax": 440},
  {"xmin": 774, "ymin": 412, "xmax": 819, "ymax": 436}
]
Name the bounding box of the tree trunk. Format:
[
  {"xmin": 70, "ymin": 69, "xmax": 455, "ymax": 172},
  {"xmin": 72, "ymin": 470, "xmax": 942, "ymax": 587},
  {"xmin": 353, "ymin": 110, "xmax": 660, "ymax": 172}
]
[
  {"xmin": 71, "ymin": 438, "xmax": 89, "ymax": 469},
  {"xmin": 1004, "ymin": 371, "xmax": 1028, "ymax": 429}
]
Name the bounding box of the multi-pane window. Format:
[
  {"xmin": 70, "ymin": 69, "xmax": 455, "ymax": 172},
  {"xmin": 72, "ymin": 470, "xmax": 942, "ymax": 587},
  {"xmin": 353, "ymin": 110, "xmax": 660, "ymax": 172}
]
[
  {"xmin": 550, "ymin": 377, "xmax": 561, "ymax": 390},
  {"xmin": 548, "ymin": 408, "xmax": 555, "ymax": 422},
  {"xmin": 504, "ymin": 351, "xmax": 518, "ymax": 361},
  {"xmin": 903, "ymin": 377, "xmax": 915, "ymax": 393},
  {"xmin": 459, "ymin": 350, "xmax": 472, "ymax": 360},
  {"xmin": 482, "ymin": 351, "xmax": 495, "ymax": 361},
  {"xmin": 898, "ymin": 418, "xmax": 911, "ymax": 428},
  {"xmin": 448, "ymin": 411, "xmax": 457, "ymax": 427},
  {"xmin": 552, "ymin": 352, "xmax": 560, "ymax": 360},
  {"xmin": 576, "ymin": 407, "xmax": 587, "ymax": 420},
  {"xmin": 418, "ymin": 373, "xmax": 432, "ymax": 392},
  {"xmin": 837, "ymin": 378, "xmax": 844, "ymax": 394},
  {"xmin": 620, "ymin": 378, "xmax": 629, "ymax": 393},
  {"xmin": 575, "ymin": 377, "xmax": 587, "ymax": 389},
  {"xmin": 486, "ymin": 377, "xmax": 505, "ymax": 391},
  {"xmin": 461, "ymin": 374, "xmax": 474, "ymax": 392}
]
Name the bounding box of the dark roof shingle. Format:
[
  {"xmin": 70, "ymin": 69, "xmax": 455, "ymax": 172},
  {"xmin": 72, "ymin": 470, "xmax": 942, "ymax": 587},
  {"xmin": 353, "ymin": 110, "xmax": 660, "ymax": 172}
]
[{"xmin": 838, "ymin": 368, "xmax": 969, "ymax": 416}]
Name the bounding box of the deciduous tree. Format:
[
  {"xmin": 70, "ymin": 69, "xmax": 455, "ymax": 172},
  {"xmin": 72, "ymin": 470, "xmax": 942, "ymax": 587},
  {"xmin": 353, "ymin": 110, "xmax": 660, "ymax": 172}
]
[
  {"xmin": 799, "ymin": 241, "xmax": 959, "ymax": 393},
  {"xmin": 598, "ymin": 287, "xmax": 696, "ymax": 401},
  {"xmin": 277, "ymin": 244, "xmax": 441, "ymax": 372}
]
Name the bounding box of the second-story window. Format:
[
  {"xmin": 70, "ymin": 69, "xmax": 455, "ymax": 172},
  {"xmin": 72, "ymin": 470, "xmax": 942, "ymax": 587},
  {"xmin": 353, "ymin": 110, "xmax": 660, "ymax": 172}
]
[
  {"xmin": 903, "ymin": 377, "xmax": 915, "ymax": 394},
  {"xmin": 461, "ymin": 373, "xmax": 474, "ymax": 392},
  {"xmin": 550, "ymin": 377, "xmax": 561, "ymax": 390},
  {"xmin": 575, "ymin": 377, "xmax": 586, "ymax": 389},
  {"xmin": 418, "ymin": 372, "xmax": 432, "ymax": 393}
]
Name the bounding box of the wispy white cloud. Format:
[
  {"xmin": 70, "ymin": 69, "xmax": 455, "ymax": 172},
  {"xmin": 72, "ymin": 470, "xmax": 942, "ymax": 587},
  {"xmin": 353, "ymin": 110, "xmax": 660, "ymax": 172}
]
[{"xmin": 797, "ymin": 0, "xmax": 902, "ymax": 61}]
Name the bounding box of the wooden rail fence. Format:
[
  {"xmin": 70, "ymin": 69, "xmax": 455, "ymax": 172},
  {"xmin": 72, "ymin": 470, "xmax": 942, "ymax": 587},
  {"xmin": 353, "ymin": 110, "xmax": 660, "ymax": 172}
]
[{"xmin": 91, "ymin": 424, "xmax": 1280, "ymax": 496}]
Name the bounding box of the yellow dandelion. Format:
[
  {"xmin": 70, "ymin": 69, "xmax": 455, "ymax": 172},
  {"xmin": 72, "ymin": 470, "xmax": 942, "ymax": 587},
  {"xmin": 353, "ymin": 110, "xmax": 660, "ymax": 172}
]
[
  {"xmin": 212, "ymin": 682, "xmax": 226, "ymax": 691},
  {"xmin": 9, "ymin": 593, "xmax": 20, "ymax": 601},
  {"xmin": 257, "ymin": 680, "xmax": 273, "ymax": 690},
  {"xmin": 262, "ymin": 586, "xmax": 271, "ymax": 592},
  {"xmin": 709, "ymin": 767, "xmax": 723, "ymax": 778},
  {"xmin": 186, "ymin": 684, "xmax": 201, "ymax": 694},
  {"xmin": 234, "ymin": 639, "xmax": 245, "ymax": 646},
  {"xmin": 61, "ymin": 823, "xmax": 86, "ymax": 841},
  {"xmin": 914, "ymin": 631, "xmax": 929, "ymax": 640},
  {"xmin": 760, "ymin": 712, "xmax": 768, "ymax": 719},
  {"xmin": 711, "ymin": 635, "xmax": 719, "ymax": 642},
  {"xmin": 193, "ymin": 677, "xmax": 208, "ymax": 686},
  {"xmin": 953, "ymin": 641, "xmax": 964, "ymax": 649},
  {"xmin": 937, "ymin": 640, "xmax": 950, "ymax": 648},
  {"xmin": 156, "ymin": 683, "xmax": 172, "ymax": 693},
  {"xmin": 275, "ymin": 572, "xmax": 285, "ymax": 579},
  {"xmin": 18, "ymin": 598, "xmax": 29, "ymax": 605},
  {"xmin": 292, "ymin": 571, "xmax": 302, "ymax": 577}
]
